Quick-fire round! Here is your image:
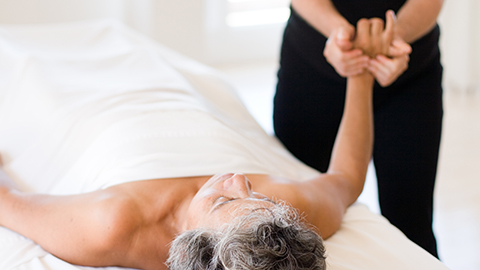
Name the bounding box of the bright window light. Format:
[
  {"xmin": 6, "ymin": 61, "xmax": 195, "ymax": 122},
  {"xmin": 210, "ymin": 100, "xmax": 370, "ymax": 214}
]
[
  {"xmin": 226, "ymin": 0, "xmax": 290, "ymax": 27},
  {"xmin": 226, "ymin": 7, "xmax": 290, "ymax": 27}
]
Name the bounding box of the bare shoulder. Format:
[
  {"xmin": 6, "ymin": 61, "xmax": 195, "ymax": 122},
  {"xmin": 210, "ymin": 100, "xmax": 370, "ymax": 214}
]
[
  {"xmin": 72, "ymin": 188, "xmax": 145, "ymax": 266},
  {"xmin": 84, "ymin": 185, "xmax": 171, "ymax": 269}
]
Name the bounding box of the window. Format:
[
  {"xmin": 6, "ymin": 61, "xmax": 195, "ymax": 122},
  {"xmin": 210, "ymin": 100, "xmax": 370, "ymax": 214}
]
[
  {"xmin": 202, "ymin": 0, "xmax": 291, "ymax": 64},
  {"xmin": 225, "ymin": 0, "xmax": 290, "ymax": 27}
]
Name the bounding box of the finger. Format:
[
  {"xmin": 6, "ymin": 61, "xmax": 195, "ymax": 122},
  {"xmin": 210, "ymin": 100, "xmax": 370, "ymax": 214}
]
[
  {"xmin": 355, "ymin": 18, "xmax": 371, "ymax": 53},
  {"xmin": 338, "ymin": 52, "xmax": 369, "ymax": 76},
  {"xmin": 326, "ymin": 28, "xmax": 338, "ymax": 45},
  {"xmin": 369, "ymin": 58, "xmax": 391, "ymax": 76},
  {"xmin": 383, "ymin": 10, "xmax": 395, "ymax": 46},
  {"xmin": 370, "ymin": 18, "xmax": 384, "ymax": 55},
  {"xmin": 369, "ymin": 55, "xmax": 408, "ymax": 86},
  {"xmin": 334, "ymin": 27, "xmax": 353, "ymax": 50},
  {"xmin": 375, "ymin": 54, "xmax": 394, "ymax": 65},
  {"xmin": 345, "ymin": 54, "xmax": 370, "ymax": 69},
  {"xmin": 375, "ymin": 54, "xmax": 407, "ymax": 74},
  {"xmin": 337, "ymin": 26, "xmax": 355, "ymax": 42},
  {"xmin": 392, "ymin": 38, "xmax": 412, "ymax": 54},
  {"xmin": 388, "ymin": 45, "xmax": 407, "ymax": 57},
  {"xmin": 368, "ymin": 61, "xmax": 390, "ymax": 87},
  {"xmin": 370, "ymin": 18, "xmax": 384, "ymax": 37},
  {"xmin": 342, "ymin": 48, "xmax": 364, "ymax": 58},
  {"xmin": 376, "ymin": 54, "xmax": 410, "ymax": 72},
  {"xmin": 336, "ymin": 37, "xmax": 354, "ymax": 51},
  {"xmin": 356, "ymin": 18, "xmax": 370, "ymax": 37},
  {"xmin": 388, "ymin": 41, "xmax": 411, "ymax": 56}
]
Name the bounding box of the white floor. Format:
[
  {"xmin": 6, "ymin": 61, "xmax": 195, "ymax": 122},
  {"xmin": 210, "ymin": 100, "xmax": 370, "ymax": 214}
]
[{"xmin": 214, "ymin": 61, "xmax": 480, "ymax": 270}]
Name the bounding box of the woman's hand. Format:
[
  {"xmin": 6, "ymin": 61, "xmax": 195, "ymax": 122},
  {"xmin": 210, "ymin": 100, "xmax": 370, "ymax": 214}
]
[
  {"xmin": 324, "ymin": 26, "xmax": 370, "ymax": 77},
  {"xmin": 352, "ymin": 10, "xmax": 412, "ymax": 86},
  {"xmin": 353, "ymin": 10, "xmax": 396, "ymax": 58}
]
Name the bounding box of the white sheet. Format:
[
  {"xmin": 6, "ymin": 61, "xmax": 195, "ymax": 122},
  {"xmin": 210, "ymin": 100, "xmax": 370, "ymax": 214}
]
[{"xmin": 0, "ymin": 20, "xmax": 449, "ymax": 270}]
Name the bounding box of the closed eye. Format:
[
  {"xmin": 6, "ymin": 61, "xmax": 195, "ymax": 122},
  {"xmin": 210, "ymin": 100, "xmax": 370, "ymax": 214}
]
[
  {"xmin": 212, "ymin": 196, "xmax": 275, "ymax": 212},
  {"xmin": 212, "ymin": 196, "xmax": 237, "ymax": 211}
]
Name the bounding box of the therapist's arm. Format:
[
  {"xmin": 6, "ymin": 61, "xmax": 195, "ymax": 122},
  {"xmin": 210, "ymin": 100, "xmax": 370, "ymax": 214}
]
[
  {"xmin": 396, "ymin": 0, "xmax": 444, "ymax": 43},
  {"xmin": 291, "ymin": 0, "xmax": 350, "ymax": 37},
  {"xmin": 291, "ymin": 0, "xmax": 369, "ymax": 77}
]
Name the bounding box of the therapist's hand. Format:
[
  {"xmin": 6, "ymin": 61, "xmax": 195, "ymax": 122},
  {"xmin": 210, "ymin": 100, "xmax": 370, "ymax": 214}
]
[
  {"xmin": 324, "ymin": 26, "xmax": 370, "ymax": 77},
  {"xmin": 354, "ymin": 10, "xmax": 412, "ymax": 87},
  {"xmin": 367, "ymin": 11, "xmax": 412, "ymax": 87},
  {"xmin": 368, "ymin": 39, "xmax": 410, "ymax": 87}
]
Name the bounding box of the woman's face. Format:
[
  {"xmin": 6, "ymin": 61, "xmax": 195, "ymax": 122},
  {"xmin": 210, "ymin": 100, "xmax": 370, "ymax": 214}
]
[{"xmin": 185, "ymin": 173, "xmax": 275, "ymax": 230}]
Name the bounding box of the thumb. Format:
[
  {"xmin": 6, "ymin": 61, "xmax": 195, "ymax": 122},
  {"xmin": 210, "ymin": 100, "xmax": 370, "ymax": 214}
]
[
  {"xmin": 383, "ymin": 10, "xmax": 396, "ymax": 45},
  {"xmin": 336, "ymin": 27, "xmax": 353, "ymax": 51}
]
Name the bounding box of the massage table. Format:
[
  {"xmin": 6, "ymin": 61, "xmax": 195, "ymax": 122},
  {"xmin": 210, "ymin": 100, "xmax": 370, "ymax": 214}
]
[{"xmin": 0, "ymin": 19, "xmax": 449, "ymax": 270}]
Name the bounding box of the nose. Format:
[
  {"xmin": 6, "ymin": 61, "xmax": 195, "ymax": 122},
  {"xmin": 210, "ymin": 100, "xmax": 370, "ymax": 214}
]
[{"xmin": 223, "ymin": 173, "xmax": 253, "ymax": 198}]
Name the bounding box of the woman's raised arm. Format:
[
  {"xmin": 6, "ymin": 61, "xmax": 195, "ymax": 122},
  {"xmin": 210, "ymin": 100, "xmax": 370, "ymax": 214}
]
[{"xmin": 287, "ymin": 15, "xmax": 399, "ymax": 238}]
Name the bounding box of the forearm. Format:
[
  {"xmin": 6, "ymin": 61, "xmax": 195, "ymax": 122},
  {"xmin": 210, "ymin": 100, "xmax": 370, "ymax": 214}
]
[
  {"xmin": 327, "ymin": 73, "xmax": 374, "ymax": 205},
  {"xmin": 396, "ymin": 0, "xmax": 444, "ymax": 43},
  {"xmin": 291, "ymin": 0, "xmax": 352, "ymax": 37},
  {"xmin": 296, "ymin": 73, "xmax": 375, "ymax": 237}
]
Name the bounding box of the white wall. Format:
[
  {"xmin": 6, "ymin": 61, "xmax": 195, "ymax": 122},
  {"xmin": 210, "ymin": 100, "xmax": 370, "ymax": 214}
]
[
  {"xmin": 0, "ymin": 0, "xmax": 125, "ymax": 24},
  {"xmin": 0, "ymin": 0, "xmax": 285, "ymax": 64},
  {"xmin": 146, "ymin": 0, "xmax": 285, "ymax": 64},
  {"xmin": 0, "ymin": 0, "xmax": 478, "ymax": 92},
  {"xmin": 438, "ymin": 0, "xmax": 480, "ymax": 93}
]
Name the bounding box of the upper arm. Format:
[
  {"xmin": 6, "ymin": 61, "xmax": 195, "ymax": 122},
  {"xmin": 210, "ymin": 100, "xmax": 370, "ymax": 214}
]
[
  {"xmin": 254, "ymin": 174, "xmax": 351, "ymax": 239},
  {"xmin": 293, "ymin": 174, "xmax": 352, "ymax": 238},
  {"xmin": 58, "ymin": 194, "xmax": 142, "ymax": 266},
  {"xmin": 0, "ymin": 188, "xmax": 141, "ymax": 267}
]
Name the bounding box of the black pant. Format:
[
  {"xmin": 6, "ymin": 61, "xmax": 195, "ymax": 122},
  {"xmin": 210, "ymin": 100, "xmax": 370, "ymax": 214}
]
[{"xmin": 273, "ymin": 14, "xmax": 443, "ymax": 258}]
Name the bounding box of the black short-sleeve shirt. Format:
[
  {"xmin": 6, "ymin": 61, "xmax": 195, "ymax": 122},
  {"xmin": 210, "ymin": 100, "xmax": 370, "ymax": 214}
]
[{"xmin": 286, "ymin": 1, "xmax": 441, "ymax": 85}]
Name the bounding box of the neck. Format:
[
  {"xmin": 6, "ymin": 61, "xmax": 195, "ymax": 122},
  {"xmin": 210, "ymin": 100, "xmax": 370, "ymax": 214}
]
[{"xmin": 167, "ymin": 176, "xmax": 210, "ymax": 233}]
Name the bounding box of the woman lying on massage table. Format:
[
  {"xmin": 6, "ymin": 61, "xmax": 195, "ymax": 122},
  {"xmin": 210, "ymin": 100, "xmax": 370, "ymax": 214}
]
[{"xmin": 0, "ymin": 13, "xmax": 409, "ymax": 270}]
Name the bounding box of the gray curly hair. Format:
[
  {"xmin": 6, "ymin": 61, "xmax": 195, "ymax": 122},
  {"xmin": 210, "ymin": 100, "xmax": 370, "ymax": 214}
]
[{"xmin": 166, "ymin": 203, "xmax": 326, "ymax": 270}]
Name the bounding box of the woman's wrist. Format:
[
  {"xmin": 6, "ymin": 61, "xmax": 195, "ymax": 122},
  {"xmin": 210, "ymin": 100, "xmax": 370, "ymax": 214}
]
[{"xmin": 349, "ymin": 72, "xmax": 375, "ymax": 89}]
